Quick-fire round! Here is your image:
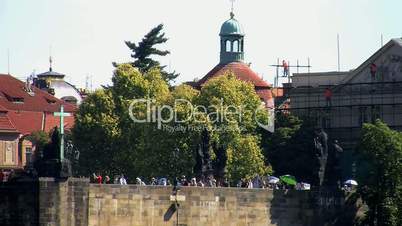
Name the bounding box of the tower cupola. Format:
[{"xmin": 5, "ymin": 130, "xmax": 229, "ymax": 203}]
[{"xmin": 219, "ymin": 12, "xmax": 245, "ymax": 64}]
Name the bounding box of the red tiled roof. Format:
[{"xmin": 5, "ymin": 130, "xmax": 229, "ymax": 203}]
[
  {"xmin": 44, "ymin": 113, "xmax": 75, "ymax": 133},
  {"xmin": 0, "ymin": 114, "xmax": 17, "ymax": 132},
  {"xmin": 256, "ymin": 88, "xmax": 274, "ymax": 109},
  {"xmin": 195, "ymin": 62, "xmax": 274, "ymax": 108},
  {"xmin": 0, "ymin": 74, "xmax": 76, "ymax": 113},
  {"xmin": 0, "ymin": 104, "xmax": 7, "ymax": 112},
  {"xmin": 197, "ymin": 62, "xmax": 271, "ymax": 88},
  {"xmin": 0, "ymin": 74, "xmax": 77, "ymax": 135},
  {"xmin": 7, "ymin": 110, "xmax": 43, "ymax": 135}
]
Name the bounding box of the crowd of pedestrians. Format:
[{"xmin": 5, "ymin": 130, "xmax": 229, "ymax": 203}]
[
  {"xmin": 92, "ymin": 173, "xmax": 127, "ymax": 185},
  {"xmin": 90, "ymin": 173, "xmax": 304, "ymax": 190}
]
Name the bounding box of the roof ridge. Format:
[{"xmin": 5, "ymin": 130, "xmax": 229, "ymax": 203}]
[{"xmin": 335, "ymin": 38, "xmax": 396, "ymax": 87}]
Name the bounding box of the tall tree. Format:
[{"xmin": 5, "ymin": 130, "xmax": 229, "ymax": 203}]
[
  {"xmin": 73, "ymin": 66, "xmax": 272, "ymax": 184},
  {"xmin": 117, "ymin": 24, "xmax": 179, "ymax": 83},
  {"xmin": 197, "ymin": 73, "xmax": 271, "ymax": 182},
  {"xmin": 72, "ymin": 89, "xmax": 121, "ymax": 176},
  {"xmin": 357, "ymin": 120, "xmax": 402, "ymax": 226}
]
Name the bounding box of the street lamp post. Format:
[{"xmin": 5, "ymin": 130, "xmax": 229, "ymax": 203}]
[
  {"xmin": 172, "ymin": 147, "xmax": 181, "ymax": 226},
  {"xmin": 172, "ymin": 183, "xmax": 180, "ymax": 226}
]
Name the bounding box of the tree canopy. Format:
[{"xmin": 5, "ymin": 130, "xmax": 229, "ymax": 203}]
[
  {"xmin": 357, "ymin": 120, "xmax": 402, "ymax": 226},
  {"xmin": 261, "ymin": 112, "xmax": 320, "ymax": 185},
  {"xmin": 73, "ymin": 64, "xmax": 271, "ymax": 184}
]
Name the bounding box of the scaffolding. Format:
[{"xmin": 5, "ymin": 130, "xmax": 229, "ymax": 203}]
[
  {"xmin": 279, "ymin": 78, "xmax": 402, "ymax": 178},
  {"xmin": 286, "ymin": 80, "xmax": 402, "ymax": 149},
  {"xmin": 270, "ymin": 58, "xmax": 312, "ymax": 87}
]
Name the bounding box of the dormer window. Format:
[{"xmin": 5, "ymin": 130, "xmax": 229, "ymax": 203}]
[
  {"xmin": 45, "ymin": 97, "xmax": 56, "ymax": 104},
  {"xmin": 12, "ymin": 97, "xmax": 24, "ymax": 104},
  {"xmin": 2, "ymin": 92, "xmax": 24, "ymax": 104}
]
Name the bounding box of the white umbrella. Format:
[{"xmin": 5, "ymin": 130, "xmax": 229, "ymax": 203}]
[
  {"xmin": 301, "ymin": 183, "xmax": 311, "ymax": 190},
  {"xmin": 268, "ymin": 176, "xmax": 280, "ymax": 184},
  {"xmin": 344, "ymin": 179, "xmax": 358, "ymax": 186}
]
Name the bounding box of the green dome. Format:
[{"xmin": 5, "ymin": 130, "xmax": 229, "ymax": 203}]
[{"xmin": 219, "ymin": 13, "xmax": 244, "ymax": 36}]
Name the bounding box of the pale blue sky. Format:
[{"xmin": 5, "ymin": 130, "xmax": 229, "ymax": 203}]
[{"xmin": 0, "ymin": 0, "xmax": 401, "ymax": 89}]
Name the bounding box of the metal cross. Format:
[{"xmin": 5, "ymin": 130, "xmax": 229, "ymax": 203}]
[{"xmin": 54, "ymin": 105, "xmax": 71, "ymax": 161}]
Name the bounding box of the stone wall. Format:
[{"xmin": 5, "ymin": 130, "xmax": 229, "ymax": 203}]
[
  {"xmin": 39, "ymin": 177, "xmax": 89, "ymax": 226},
  {"xmin": 0, "ymin": 179, "xmax": 362, "ymax": 226},
  {"xmin": 88, "ymin": 185, "xmax": 361, "ymax": 226},
  {"xmin": 0, "ymin": 177, "xmax": 89, "ymax": 226},
  {"xmin": 0, "ymin": 180, "xmax": 38, "ymax": 226}
]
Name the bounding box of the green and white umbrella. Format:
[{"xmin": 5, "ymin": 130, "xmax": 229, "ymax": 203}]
[{"xmin": 280, "ymin": 175, "xmax": 297, "ymax": 186}]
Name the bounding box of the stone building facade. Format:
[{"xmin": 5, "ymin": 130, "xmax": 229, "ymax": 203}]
[{"xmin": 287, "ymin": 38, "xmax": 402, "ymax": 177}]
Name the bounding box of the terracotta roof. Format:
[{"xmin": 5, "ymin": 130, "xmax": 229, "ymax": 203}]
[
  {"xmin": 0, "ymin": 104, "xmax": 7, "ymax": 112},
  {"xmin": 0, "ymin": 74, "xmax": 75, "ymax": 112},
  {"xmin": 0, "ymin": 74, "xmax": 76, "ymax": 135},
  {"xmin": 0, "ymin": 113, "xmax": 17, "ymax": 132},
  {"xmin": 197, "ymin": 62, "xmax": 271, "ymax": 88},
  {"xmin": 44, "ymin": 113, "xmax": 75, "ymax": 133},
  {"xmin": 256, "ymin": 88, "xmax": 274, "ymax": 109},
  {"xmin": 6, "ymin": 110, "xmax": 43, "ymax": 134}
]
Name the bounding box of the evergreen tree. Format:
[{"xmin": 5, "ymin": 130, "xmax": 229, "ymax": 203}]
[{"xmin": 116, "ymin": 24, "xmax": 179, "ymax": 83}]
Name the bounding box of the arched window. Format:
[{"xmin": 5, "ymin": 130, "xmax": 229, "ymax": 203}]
[
  {"xmin": 226, "ymin": 40, "xmax": 231, "ymax": 52},
  {"xmin": 233, "ymin": 40, "xmax": 239, "ymax": 52},
  {"xmin": 241, "ymin": 40, "xmax": 244, "ymax": 52}
]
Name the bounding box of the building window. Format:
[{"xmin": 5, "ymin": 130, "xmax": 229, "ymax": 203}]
[
  {"xmin": 25, "ymin": 147, "xmax": 33, "ymax": 166},
  {"xmin": 322, "ymin": 116, "xmax": 331, "ymax": 129},
  {"xmin": 4, "ymin": 142, "xmax": 14, "ymax": 164},
  {"xmin": 371, "ymin": 105, "xmax": 381, "ymax": 122},
  {"xmin": 226, "ymin": 40, "xmax": 231, "ymax": 52},
  {"xmin": 359, "ymin": 107, "xmax": 368, "ymax": 126},
  {"xmin": 233, "ymin": 40, "xmax": 239, "ymax": 52}
]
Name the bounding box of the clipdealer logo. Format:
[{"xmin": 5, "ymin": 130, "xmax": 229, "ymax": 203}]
[{"xmin": 128, "ymin": 98, "xmax": 274, "ymax": 132}]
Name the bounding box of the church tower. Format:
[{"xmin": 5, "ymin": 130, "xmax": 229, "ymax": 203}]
[
  {"xmin": 220, "ymin": 12, "xmax": 245, "ymax": 64},
  {"xmin": 188, "ymin": 10, "xmax": 274, "ymax": 112}
]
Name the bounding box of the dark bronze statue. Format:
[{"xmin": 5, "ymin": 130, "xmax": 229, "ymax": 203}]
[
  {"xmin": 314, "ymin": 128, "xmax": 328, "ymax": 186},
  {"xmin": 332, "ymin": 140, "xmax": 344, "ymax": 187},
  {"xmin": 35, "ymin": 127, "xmax": 72, "ymax": 178},
  {"xmin": 195, "ymin": 129, "xmax": 212, "ymax": 179}
]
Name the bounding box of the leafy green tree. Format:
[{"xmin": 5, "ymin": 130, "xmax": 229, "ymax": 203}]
[
  {"xmin": 116, "ymin": 24, "xmax": 179, "ymax": 83},
  {"xmin": 197, "ymin": 74, "xmax": 270, "ymax": 182},
  {"xmin": 262, "ymin": 112, "xmax": 320, "ymax": 185},
  {"xmin": 74, "ymin": 64, "xmax": 191, "ymax": 181},
  {"xmin": 72, "ymin": 89, "xmax": 120, "ymax": 176},
  {"xmin": 73, "ymin": 66, "xmax": 272, "ymax": 184},
  {"xmin": 357, "ymin": 120, "xmax": 402, "ymax": 226},
  {"xmin": 26, "ymin": 130, "xmax": 50, "ymax": 159},
  {"xmin": 227, "ymin": 135, "xmax": 269, "ymax": 182}
]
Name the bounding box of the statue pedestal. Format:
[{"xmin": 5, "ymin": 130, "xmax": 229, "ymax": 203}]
[{"xmin": 36, "ymin": 159, "xmax": 72, "ymax": 178}]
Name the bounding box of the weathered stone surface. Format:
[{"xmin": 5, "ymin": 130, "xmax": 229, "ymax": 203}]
[
  {"xmin": 0, "ymin": 178, "xmax": 363, "ymax": 226},
  {"xmin": 87, "ymin": 185, "xmax": 360, "ymax": 226}
]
